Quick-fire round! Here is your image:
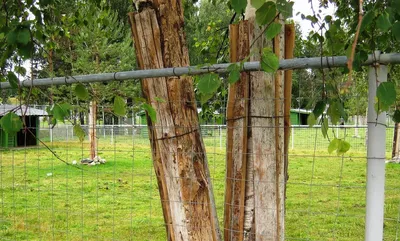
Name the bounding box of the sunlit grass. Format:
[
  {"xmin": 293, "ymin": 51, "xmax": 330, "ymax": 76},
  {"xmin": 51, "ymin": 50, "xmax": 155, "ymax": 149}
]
[{"xmin": 0, "ymin": 127, "xmax": 399, "ymax": 240}]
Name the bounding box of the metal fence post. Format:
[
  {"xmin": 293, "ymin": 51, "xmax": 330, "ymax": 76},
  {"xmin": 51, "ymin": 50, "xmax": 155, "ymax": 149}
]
[
  {"xmin": 365, "ymin": 52, "xmax": 387, "ymax": 241},
  {"xmin": 111, "ymin": 127, "xmax": 114, "ymax": 144}
]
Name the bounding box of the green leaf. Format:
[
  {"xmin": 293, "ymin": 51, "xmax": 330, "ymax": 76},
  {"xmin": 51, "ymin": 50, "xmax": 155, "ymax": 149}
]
[
  {"xmin": 227, "ymin": 64, "xmax": 241, "ymax": 84},
  {"xmin": 261, "ymin": 48, "xmax": 279, "ymax": 73},
  {"xmin": 6, "ymin": 30, "xmax": 17, "ymax": 44},
  {"xmin": 328, "ymin": 138, "xmax": 339, "ymax": 154},
  {"xmin": 265, "ymin": 22, "xmax": 282, "ymax": 40},
  {"xmin": 17, "ymin": 28, "xmax": 31, "ymax": 45},
  {"xmin": 353, "ymin": 51, "xmax": 368, "ymax": 71},
  {"xmin": 60, "ymin": 103, "xmax": 72, "ymax": 112},
  {"xmin": 74, "ymin": 84, "xmax": 89, "ymax": 100},
  {"xmin": 392, "ymin": 110, "xmax": 400, "ymax": 123},
  {"xmin": 200, "ymin": 93, "xmax": 214, "ymax": 104},
  {"xmin": 392, "ymin": 22, "xmax": 400, "ymax": 42},
  {"xmin": 113, "ymin": 96, "xmax": 126, "ymax": 117},
  {"xmin": 197, "ymin": 73, "xmax": 220, "ymax": 94},
  {"xmin": 393, "ymin": 0, "xmax": 400, "ymax": 15},
  {"xmin": 73, "ymin": 124, "xmax": 86, "ymax": 142},
  {"xmin": 7, "ymin": 71, "xmax": 19, "ymax": 89},
  {"xmin": 307, "ymin": 113, "xmax": 316, "ymax": 127},
  {"xmin": 376, "ymin": 82, "xmax": 396, "ymax": 111},
  {"xmin": 327, "ymin": 101, "xmax": 341, "ymax": 125},
  {"xmin": 52, "ymin": 103, "xmax": 72, "ymax": 122},
  {"xmin": 0, "ymin": 112, "xmax": 23, "ymax": 135},
  {"xmin": 17, "ymin": 42, "xmax": 34, "ymax": 59},
  {"xmin": 313, "ymin": 101, "xmax": 326, "ymax": 119},
  {"xmin": 14, "ymin": 66, "xmax": 26, "ymax": 76},
  {"xmin": 251, "ymin": 0, "xmax": 265, "ymax": 9},
  {"xmin": 360, "ymin": 10, "xmax": 375, "ymax": 32},
  {"xmin": 376, "ymin": 12, "xmax": 392, "ymax": 32},
  {"xmin": 255, "ymin": 2, "xmax": 276, "ymax": 26},
  {"xmin": 231, "ymin": 0, "xmax": 247, "ymax": 14},
  {"xmin": 393, "ymin": 110, "xmax": 400, "ymax": 123},
  {"xmin": 143, "ymin": 103, "xmax": 157, "ymax": 123},
  {"xmin": 276, "ymin": 0, "xmax": 293, "ymax": 18},
  {"xmin": 337, "ymin": 140, "xmax": 351, "ymax": 155},
  {"xmin": 321, "ymin": 117, "xmax": 328, "ymax": 138}
]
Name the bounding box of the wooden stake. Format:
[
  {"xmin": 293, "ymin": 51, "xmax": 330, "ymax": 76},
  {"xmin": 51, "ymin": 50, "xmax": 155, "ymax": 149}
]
[
  {"xmin": 283, "ymin": 24, "xmax": 295, "ymax": 198},
  {"xmin": 224, "ymin": 21, "xmax": 250, "ymax": 241},
  {"xmin": 273, "ymin": 16, "xmax": 282, "ymax": 239},
  {"xmin": 224, "ymin": 23, "xmax": 238, "ymax": 241}
]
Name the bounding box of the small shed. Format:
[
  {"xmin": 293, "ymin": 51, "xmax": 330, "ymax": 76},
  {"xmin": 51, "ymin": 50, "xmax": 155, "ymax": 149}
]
[
  {"xmin": 0, "ymin": 105, "xmax": 48, "ymax": 148},
  {"xmin": 290, "ymin": 108, "xmax": 311, "ymax": 125}
]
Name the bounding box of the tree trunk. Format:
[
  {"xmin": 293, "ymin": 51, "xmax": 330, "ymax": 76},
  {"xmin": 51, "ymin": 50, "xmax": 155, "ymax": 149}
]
[
  {"xmin": 89, "ymin": 101, "xmax": 97, "ymax": 159},
  {"xmin": 224, "ymin": 1, "xmax": 286, "ymax": 240},
  {"xmin": 128, "ymin": 2, "xmax": 221, "ymax": 241},
  {"xmin": 80, "ymin": 111, "xmax": 85, "ymax": 125}
]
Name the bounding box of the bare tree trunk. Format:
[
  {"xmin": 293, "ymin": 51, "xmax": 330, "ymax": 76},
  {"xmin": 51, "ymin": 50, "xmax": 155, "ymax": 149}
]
[
  {"xmin": 225, "ymin": 2, "xmax": 285, "ymax": 241},
  {"xmin": 223, "ymin": 1, "xmax": 286, "ymax": 240},
  {"xmin": 89, "ymin": 101, "xmax": 97, "ymax": 160},
  {"xmin": 89, "ymin": 55, "xmax": 100, "ymax": 160},
  {"xmin": 128, "ymin": 1, "xmax": 220, "ymax": 240},
  {"xmin": 247, "ymin": 13, "xmax": 285, "ymax": 239}
]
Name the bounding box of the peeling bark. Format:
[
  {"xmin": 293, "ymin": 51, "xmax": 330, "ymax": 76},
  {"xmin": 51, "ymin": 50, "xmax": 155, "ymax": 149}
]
[
  {"xmin": 89, "ymin": 101, "xmax": 97, "ymax": 160},
  {"xmin": 225, "ymin": 0, "xmax": 286, "ymax": 240},
  {"xmin": 128, "ymin": 1, "xmax": 220, "ymax": 240},
  {"xmin": 225, "ymin": 22, "xmax": 250, "ymax": 241}
]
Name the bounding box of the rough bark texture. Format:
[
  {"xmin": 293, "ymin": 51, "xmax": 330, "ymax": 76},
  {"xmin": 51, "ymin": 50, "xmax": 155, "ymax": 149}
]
[
  {"xmin": 128, "ymin": 2, "xmax": 220, "ymax": 241},
  {"xmin": 224, "ymin": 22, "xmax": 250, "ymax": 241},
  {"xmin": 244, "ymin": 1, "xmax": 285, "ymax": 240},
  {"xmin": 283, "ymin": 24, "xmax": 295, "ymax": 206},
  {"xmin": 224, "ymin": 13, "xmax": 286, "ymax": 241},
  {"xmin": 89, "ymin": 101, "xmax": 97, "ymax": 160}
]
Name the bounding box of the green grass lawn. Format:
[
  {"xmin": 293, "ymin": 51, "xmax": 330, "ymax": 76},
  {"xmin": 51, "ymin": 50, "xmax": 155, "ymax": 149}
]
[{"xmin": 0, "ymin": 127, "xmax": 399, "ymax": 240}]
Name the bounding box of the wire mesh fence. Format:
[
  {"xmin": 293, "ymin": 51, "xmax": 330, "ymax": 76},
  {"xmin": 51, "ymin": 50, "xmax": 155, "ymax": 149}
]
[
  {"xmin": 1, "ymin": 121, "xmax": 399, "ymax": 240},
  {"xmin": 37, "ymin": 124, "xmax": 396, "ymax": 157}
]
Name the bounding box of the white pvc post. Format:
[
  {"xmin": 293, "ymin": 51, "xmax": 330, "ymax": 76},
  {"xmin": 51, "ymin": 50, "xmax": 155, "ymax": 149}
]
[
  {"xmin": 49, "ymin": 120, "xmax": 53, "ymax": 143},
  {"xmin": 365, "ymin": 58, "xmax": 387, "ymax": 241}
]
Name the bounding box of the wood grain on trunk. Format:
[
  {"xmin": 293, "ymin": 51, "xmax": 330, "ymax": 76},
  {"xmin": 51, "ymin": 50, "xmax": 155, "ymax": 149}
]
[
  {"xmin": 89, "ymin": 101, "xmax": 97, "ymax": 160},
  {"xmin": 222, "ymin": 1, "xmax": 285, "ymax": 240},
  {"xmin": 225, "ymin": 11, "xmax": 286, "ymax": 240},
  {"xmin": 128, "ymin": 2, "xmax": 220, "ymax": 240},
  {"xmin": 225, "ymin": 22, "xmax": 250, "ymax": 241},
  {"xmin": 283, "ymin": 24, "xmax": 295, "ymax": 200},
  {"xmin": 247, "ymin": 14, "xmax": 285, "ymax": 238}
]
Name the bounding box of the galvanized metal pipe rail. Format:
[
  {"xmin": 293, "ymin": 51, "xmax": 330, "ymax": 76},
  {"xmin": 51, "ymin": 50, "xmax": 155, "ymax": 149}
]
[{"xmin": 1, "ymin": 53, "xmax": 400, "ymax": 89}]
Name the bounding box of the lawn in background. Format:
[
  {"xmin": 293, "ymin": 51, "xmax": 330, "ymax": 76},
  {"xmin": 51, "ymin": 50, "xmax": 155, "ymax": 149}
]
[{"xmin": 0, "ymin": 127, "xmax": 399, "ymax": 240}]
